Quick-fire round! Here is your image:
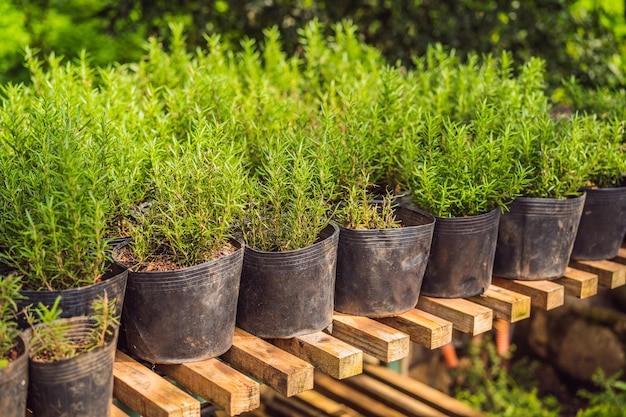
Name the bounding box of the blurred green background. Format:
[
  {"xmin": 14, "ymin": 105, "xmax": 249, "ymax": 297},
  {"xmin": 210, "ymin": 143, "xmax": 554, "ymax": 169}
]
[{"xmin": 2, "ymin": 0, "xmax": 626, "ymax": 88}]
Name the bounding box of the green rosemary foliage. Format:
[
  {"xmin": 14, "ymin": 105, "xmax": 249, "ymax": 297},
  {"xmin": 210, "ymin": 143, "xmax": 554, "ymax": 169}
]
[
  {"xmin": 128, "ymin": 118, "xmax": 247, "ymax": 269},
  {"xmin": 26, "ymin": 297, "xmax": 76, "ymax": 362},
  {"xmin": 85, "ymin": 292, "xmax": 119, "ymax": 351},
  {"xmin": 402, "ymin": 112, "xmax": 531, "ymax": 218},
  {"xmin": 26, "ymin": 294, "xmax": 118, "ymax": 363},
  {"xmin": 242, "ymin": 133, "xmax": 338, "ymax": 252},
  {"xmin": 335, "ymin": 174, "xmax": 401, "ymax": 230},
  {"xmin": 584, "ymin": 117, "xmax": 626, "ymax": 188},
  {"xmin": 0, "ymin": 97, "xmax": 111, "ymax": 290},
  {"xmin": 0, "ymin": 274, "xmax": 24, "ymax": 368},
  {"xmin": 514, "ymin": 114, "xmax": 595, "ymax": 198}
]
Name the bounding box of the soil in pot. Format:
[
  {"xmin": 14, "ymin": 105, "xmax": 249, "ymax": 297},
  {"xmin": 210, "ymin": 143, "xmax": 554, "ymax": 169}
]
[
  {"xmin": 494, "ymin": 194, "xmax": 585, "ymax": 280},
  {"xmin": 571, "ymin": 186, "xmax": 626, "ymax": 260},
  {"xmin": 420, "ymin": 208, "xmax": 500, "ymax": 298},
  {"xmin": 236, "ymin": 223, "xmax": 339, "ymax": 338},
  {"xmin": 0, "ymin": 332, "xmax": 29, "ymax": 417},
  {"xmin": 119, "ymin": 241, "xmax": 244, "ymax": 364},
  {"xmin": 334, "ymin": 206, "xmax": 435, "ymax": 317}
]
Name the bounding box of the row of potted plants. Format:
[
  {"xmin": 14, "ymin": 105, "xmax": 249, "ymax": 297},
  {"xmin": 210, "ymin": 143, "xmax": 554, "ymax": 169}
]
[
  {"xmin": 1, "ymin": 22, "xmax": 625, "ymax": 415},
  {"xmin": 0, "ymin": 274, "xmax": 119, "ymax": 417}
]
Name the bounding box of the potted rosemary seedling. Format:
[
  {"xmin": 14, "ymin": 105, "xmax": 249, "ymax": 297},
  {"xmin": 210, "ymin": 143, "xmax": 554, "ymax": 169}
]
[
  {"xmin": 494, "ymin": 114, "xmax": 592, "ymax": 280},
  {"xmin": 333, "ymin": 172, "xmax": 435, "ymax": 317},
  {"xmin": 26, "ymin": 295, "xmax": 118, "ymax": 417},
  {"xmin": 0, "ymin": 98, "xmax": 127, "ymax": 325},
  {"xmin": 0, "ymin": 275, "xmax": 28, "ymax": 417},
  {"xmin": 401, "ymin": 111, "xmax": 530, "ymax": 298},
  {"xmin": 237, "ymin": 134, "xmax": 340, "ymax": 338},
  {"xmin": 117, "ymin": 123, "xmax": 246, "ymax": 364},
  {"xmin": 571, "ymin": 116, "xmax": 626, "ymax": 260}
]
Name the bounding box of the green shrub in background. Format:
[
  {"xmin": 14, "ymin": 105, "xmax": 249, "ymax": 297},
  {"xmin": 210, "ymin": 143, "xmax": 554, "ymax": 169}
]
[
  {"xmin": 454, "ymin": 336, "xmax": 561, "ymax": 417},
  {"xmin": 577, "ymin": 371, "xmax": 626, "ymax": 417},
  {"xmin": 2, "ymin": 0, "xmax": 626, "ymax": 89}
]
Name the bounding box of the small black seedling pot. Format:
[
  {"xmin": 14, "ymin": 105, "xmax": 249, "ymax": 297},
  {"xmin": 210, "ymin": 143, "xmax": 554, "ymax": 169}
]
[
  {"xmin": 420, "ymin": 208, "xmax": 500, "ymax": 298},
  {"xmin": 334, "ymin": 206, "xmax": 435, "ymax": 317},
  {"xmin": 122, "ymin": 241, "xmax": 244, "ymax": 364},
  {"xmin": 28, "ymin": 317, "xmax": 117, "ymax": 417},
  {"xmin": 0, "ymin": 332, "xmax": 29, "ymax": 417},
  {"xmin": 494, "ymin": 195, "xmax": 585, "ymax": 280},
  {"xmin": 237, "ymin": 223, "xmax": 339, "ymax": 338},
  {"xmin": 571, "ymin": 187, "xmax": 626, "ymax": 260}
]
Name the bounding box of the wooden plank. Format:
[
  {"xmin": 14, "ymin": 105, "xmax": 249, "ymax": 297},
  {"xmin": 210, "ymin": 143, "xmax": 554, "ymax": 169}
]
[
  {"xmin": 220, "ymin": 328, "xmax": 314, "ymax": 397},
  {"xmin": 111, "ymin": 403, "xmax": 129, "ymax": 417},
  {"xmin": 416, "ymin": 297, "xmax": 493, "ymax": 335},
  {"xmin": 344, "ymin": 373, "xmax": 453, "ymax": 417},
  {"xmin": 363, "ymin": 364, "xmax": 486, "ymax": 417},
  {"xmin": 113, "ymin": 351, "xmax": 201, "ymax": 417},
  {"xmin": 330, "ymin": 313, "xmax": 410, "ymax": 363},
  {"xmin": 375, "ymin": 308, "xmax": 452, "ymax": 349},
  {"xmin": 613, "ymin": 246, "xmax": 626, "ymax": 265},
  {"xmin": 269, "ymin": 331, "xmax": 363, "ymax": 380},
  {"xmin": 570, "ymin": 260, "xmax": 626, "ymax": 289},
  {"xmin": 263, "ymin": 387, "xmax": 361, "ymax": 417},
  {"xmin": 554, "ymin": 267, "xmax": 598, "ymax": 299},
  {"xmin": 156, "ymin": 358, "xmax": 260, "ymax": 416},
  {"xmin": 313, "ymin": 372, "xmax": 410, "ymax": 417},
  {"xmin": 293, "ymin": 390, "xmax": 362, "ymax": 417},
  {"xmin": 467, "ymin": 285, "xmax": 531, "ymax": 322},
  {"xmin": 491, "ymin": 277, "xmax": 564, "ymax": 310}
]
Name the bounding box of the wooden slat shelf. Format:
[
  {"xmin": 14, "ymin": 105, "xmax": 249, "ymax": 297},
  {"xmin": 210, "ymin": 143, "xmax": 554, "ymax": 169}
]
[
  {"xmin": 262, "ymin": 385, "xmax": 362, "ymax": 417},
  {"xmin": 156, "ymin": 358, "xmax": 260, "ymax": 416},
  {"xmin": 330, "ymin": 313, "xmax": 411, "ymax": 363},
  {"xmin": 417, "ymin": 297, "xmax": 493, "ymax": 335},
  {"xmin": 467, "ymin": 285, "xmax": 531, "ymax": 322},
  {"xmin": 111, "ymin": 403, "xmax": 130, "ymax": 417},
  {"xmin": 268, "ymin": 331, "xmax": 363, "ymax": 380},
  {"xmin": 113, "ymin": 351, "xmax": 202, "ymax": 417},
  {"xmin": 570, "ymin": 259, "xmax": 626, "ymax": 289},
  {"xmin": 111, "ymin": 259, "xmax": 626, "ymax": 416},
  {"xmin": 492, "ymin": 276, "xmax": 565, "ymax": 310},
  {"xmin": 375, "ymin": 308, "xmax": 453, "ymax": 349},
  {"xmin": 364, "ymin": 364, "xmax": 486, "ymax": 417},
  {"xmin": 220, "ymin": 328, "xmax": 314, "ymax": 398},
  {"xmin": 555, "ymin": 267, "xmax": 598, "ymax": 299}
]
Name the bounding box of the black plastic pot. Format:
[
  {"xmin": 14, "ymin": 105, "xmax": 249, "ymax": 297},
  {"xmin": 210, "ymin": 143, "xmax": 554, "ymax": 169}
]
[
  {"xmin": 28, "ymin": 317, "xmax": 117, "ymax": 417},
  {"xmin": 17, "ymin": 262, "xmax": 128, "ymax": 329},
  {"xmin": 122, "ymin": 241, "xmax": 244, "ymax": 364},
  {"xmin": 420, "ymin": 208, "xmax": 500, "ymax": 298},
  {"xmin": 571, "ymin": 187, "xmax": 626, "ymax": 260},
  {"xmin": 237, "ymin": 223, "xmax": 339, "ymax": 338},
  {"xmin": 334, "ymin": 206, "xmax": 435, "ymax": 317},
  {"xmin": 0, "ymin": 332, "xmax": 29, "ymax": 417},
  {"xmin": 494, "ymin": 195, "xmax": 585, "ymax": 280}
]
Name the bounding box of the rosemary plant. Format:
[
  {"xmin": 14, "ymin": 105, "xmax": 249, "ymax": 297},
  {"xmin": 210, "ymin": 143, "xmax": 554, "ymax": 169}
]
[
  {"xmin": 242, "ymin": 132, "xmax": 338, "ymax": 252},
  {"xmin": 0, "ymin": 97, "xmax": 111, "ymax": 291},
  {"xmin": 127, "ymin": 117, "xmax": 247, "ymax": 269},
  {"xmin": 401, "ymin": 111, "xmax": 531, "ymax": 218},
  {"xmin": 584, "ymin": 116, "xmax": 626, "ymax": 188},
  {"xmin": 514, "ymin": 114, "xmax": 594, "ymax": 198},
  {"xmin": 335, "ymin": 175, "xmax": 401, "ymax": 230},
  {"xmin": 26, "ymin": 293, "xmax": 119, "ymax": 363},
  {"xmin": 0, "ymin": 274, "xmax": 24, "ymax": 368}
]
